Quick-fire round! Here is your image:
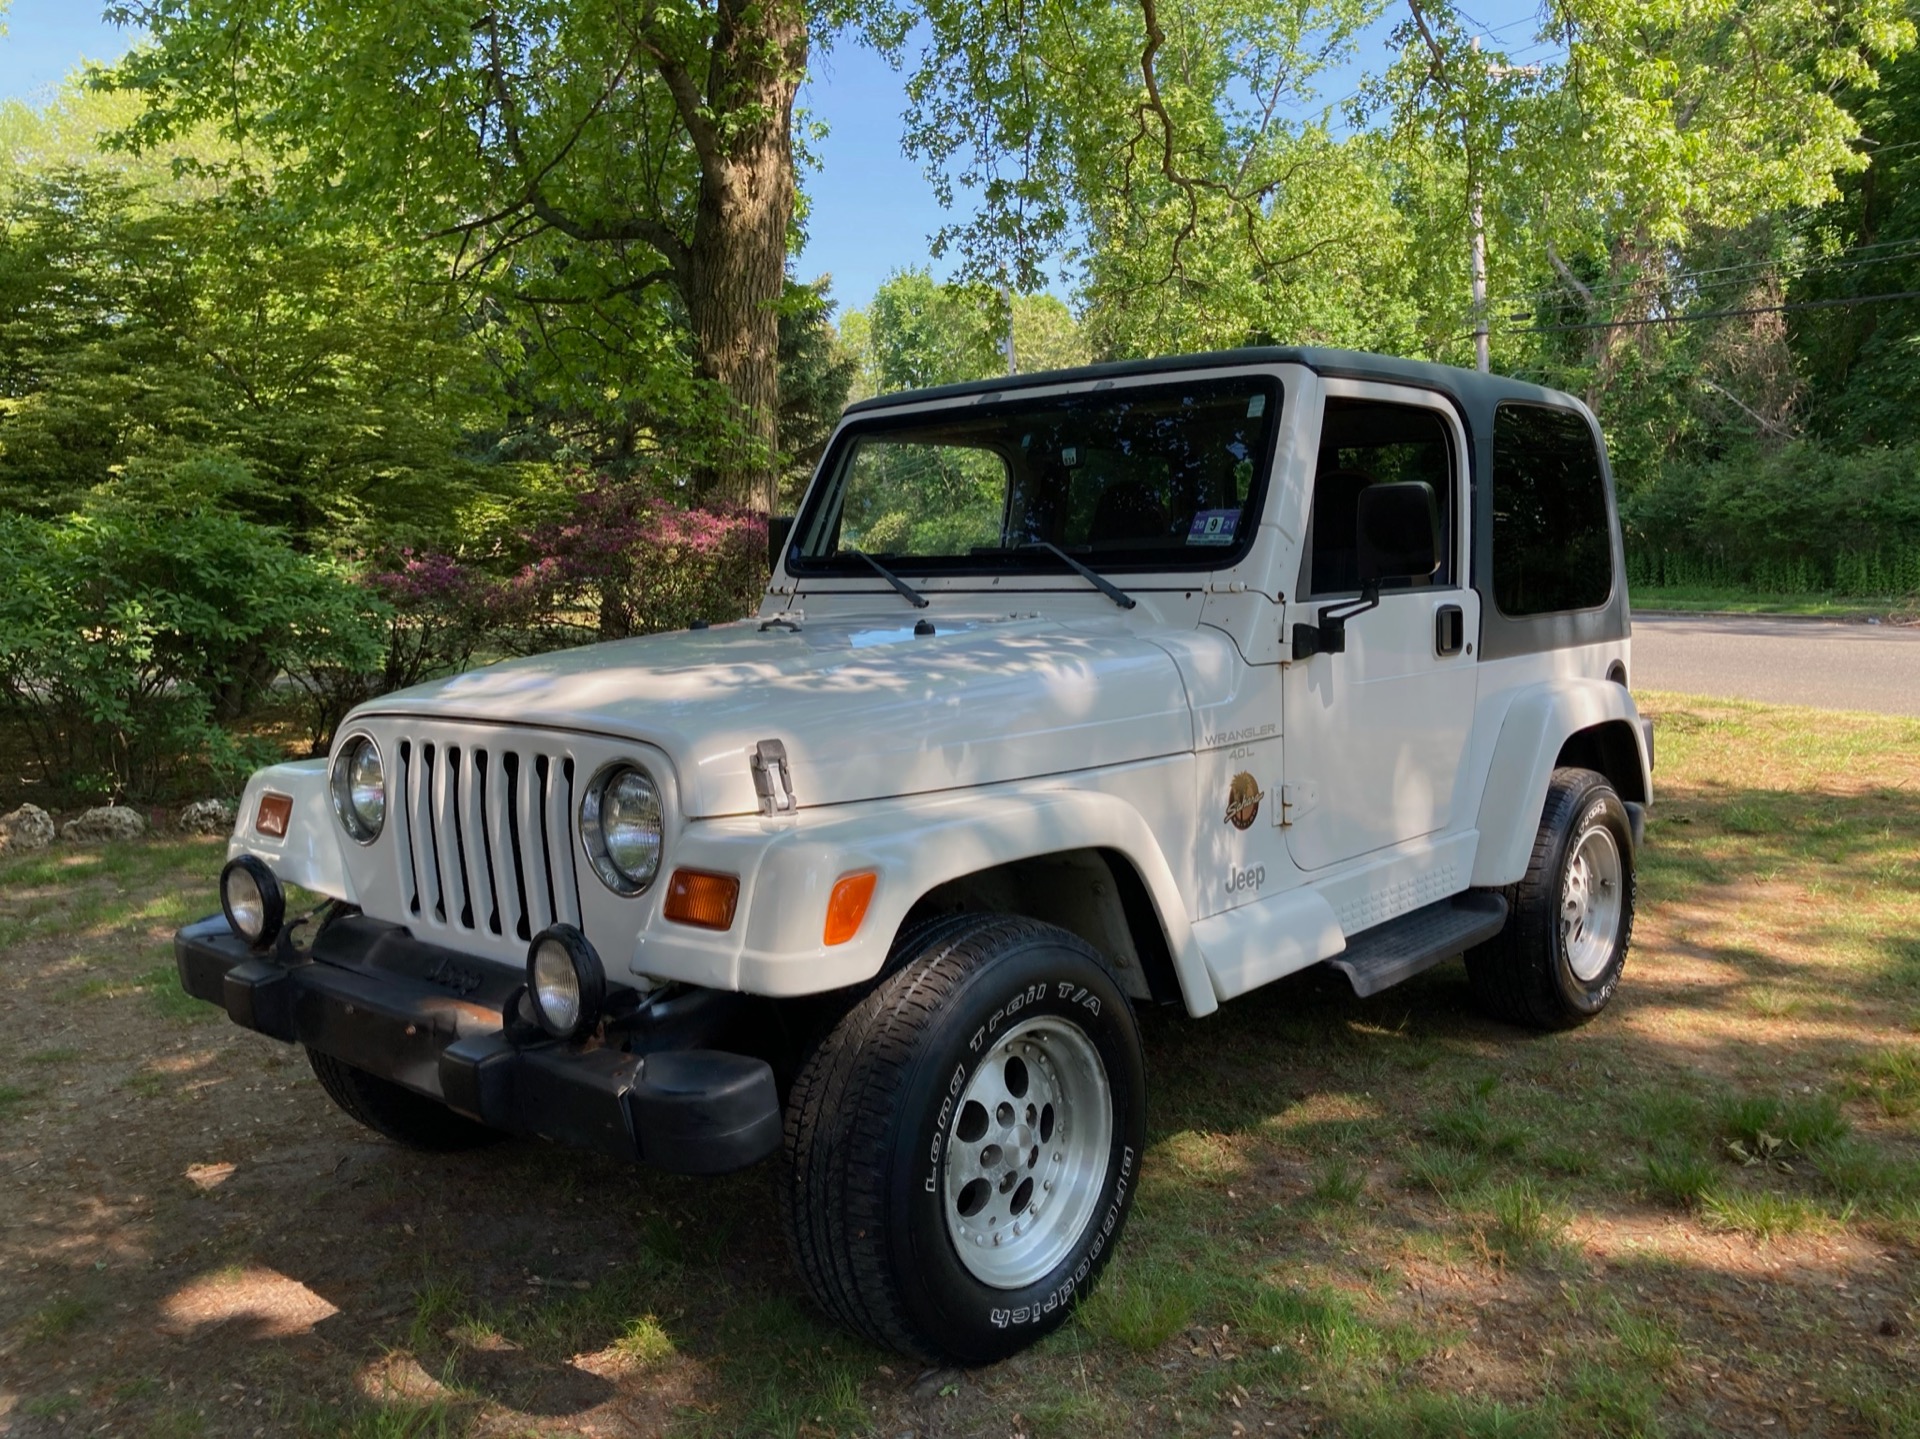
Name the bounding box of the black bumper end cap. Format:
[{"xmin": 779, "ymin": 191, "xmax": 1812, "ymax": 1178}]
[
  {"xmin": 439, "ymin": 1032, "xmax": 517, "ymax": 1122},
  {"xmin": 627, "ymin": 1050, "xmax": 781, "ymax": 1175},
  {"xmin": 223, "ymin": 959, "xmax": 296, "ymax": 1041}
]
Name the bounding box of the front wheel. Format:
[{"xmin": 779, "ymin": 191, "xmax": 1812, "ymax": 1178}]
[
  {"xmin": 1466, "ymin": 767, "xmax": 1637, "ymax": 1029},
  {"xmin": 781, "ymin": 915, "xmax": 1146, "ymax": 1363}
]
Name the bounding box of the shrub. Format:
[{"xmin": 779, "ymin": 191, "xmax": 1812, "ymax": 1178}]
[
  {"xmin": 286, "ymin": 548, "xmax": 501, "ymax": 752},
  {"xmin": 496, "ymin": 476, "xmax": 767, "ymax": 650},
  {"xmin": 0, "ymin": 496, "xmax": 381, "ymax": 801},
  {"xmin": 1622, "ymin": 441, "xmax": 1920, "ymax": 596}
]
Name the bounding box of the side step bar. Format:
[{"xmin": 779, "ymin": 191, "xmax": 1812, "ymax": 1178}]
[{"xmin": 1326, "ymin": 891, "xmax": 1510, "ymax": 998}]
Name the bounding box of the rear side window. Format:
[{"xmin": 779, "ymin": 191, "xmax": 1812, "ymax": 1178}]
[{"xmin": 1491, "ymin": 404, "xmax": 1613, "ymax": 615}]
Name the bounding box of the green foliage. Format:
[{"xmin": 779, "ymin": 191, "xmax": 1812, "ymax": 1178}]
[
  {"xmin": 104, "ymin": 0, "xmax": 824, "ymax": 511},
  {"xmin": 844, "ymin": 267, "xmax": 1009, "ymax": 394},
  {"xmin": 0, "ymin": 485, "xmax": 382, "ymax": 801},
  {"xmin": 0, "ymin": 152, "xmax": 512, "ymax": 549},
  {"xmin": 779, "ymin": 278, "xmax": 860, "ymax": 496},
  {"xmin": 1621, "ymin": 442, "xmax": 1920, "ymax": 595}
]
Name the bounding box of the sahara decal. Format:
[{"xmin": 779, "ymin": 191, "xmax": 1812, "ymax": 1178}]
[{"xmin": 1225, "ymin": 772, "xmax": 1262, "ymax": 830}]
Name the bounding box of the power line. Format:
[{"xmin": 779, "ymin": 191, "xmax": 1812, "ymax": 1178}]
[
  {"xmin": 1508, "ymin": 288, "xmax": 1920, "ymax": 333},
  {"xmin": 1496, "ymin": 237, "xmax": 1920, "ymax": 310}
]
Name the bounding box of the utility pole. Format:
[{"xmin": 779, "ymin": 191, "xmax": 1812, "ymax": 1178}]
[
  {"xmin": 1468, "ymin": 116, "xmax": 1489, "ymax": 373},
  {"xmin": 1467, "ymin": 38, "xmax": 1540, "ymax": 375},
  {"xmin": 1000, "ymin": 280, "xmax": 1018, "ymax": 376}
]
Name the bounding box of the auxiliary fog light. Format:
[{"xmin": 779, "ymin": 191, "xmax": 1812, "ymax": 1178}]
[
  {"xmin": 221, "ymin": 855, "xmax": 286, "ymax": 949},
  {"xmin": 526, "ymin": 924, "xmax": 606, "ymax": 1039}
]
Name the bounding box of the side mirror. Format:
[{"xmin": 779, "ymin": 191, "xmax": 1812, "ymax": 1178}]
[
  {"xmin": 768, "ymin": 514, "xmax": 795, "ymax": 573},
  {"xmin": 1355, "ymin": 482, "xmax": 1439, "ymax": 584},
  {"xmin": 1292, "ymin": 482, "xmax": 1439, "ymax": 661}
]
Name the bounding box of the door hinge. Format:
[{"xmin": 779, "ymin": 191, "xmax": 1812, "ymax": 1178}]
[{"xmin": 1277, "ymin": 781, "xmax": 1317, "ymax": 827}]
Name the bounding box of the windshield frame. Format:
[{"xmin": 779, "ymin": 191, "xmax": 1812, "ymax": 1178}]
[{"xmin": 787, "ymin": 369, "xmax": 1286, "ymax": 581}]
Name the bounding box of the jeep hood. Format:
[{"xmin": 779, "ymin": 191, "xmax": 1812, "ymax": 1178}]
[{"xmin": 351, "ymin": 614, "xmax": 1196, "ymax": 817}]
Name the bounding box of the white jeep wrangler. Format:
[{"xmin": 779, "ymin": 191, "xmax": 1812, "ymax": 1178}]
[{"xmin": 178, "ymin": 347, "xmax": 1652, "ymax": 1363}]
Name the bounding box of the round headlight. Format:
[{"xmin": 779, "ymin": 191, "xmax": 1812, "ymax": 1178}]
[
  {"xmin": 580, "ymin": 763, "xmax": 663, "ymax": 895},
  {"xmin": 526, "ymin": 925, "xmax": 606, "ymax": 1039},
  {"xmin": 221, "ymin": 855, "xmax": 285, "ymax": 949},
  {"xmin": 330, "ymin": 734, "xmax": 385, "ymax": 844}
]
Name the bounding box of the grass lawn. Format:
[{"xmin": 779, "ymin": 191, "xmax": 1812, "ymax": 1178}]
[
  {"xmin": 1632, "ymin": 586, "xmax": 1918, "ymax": 622},
  {"xmin": 1, "ymin": 690, "xmax": 1915, "ymax": 1437}
]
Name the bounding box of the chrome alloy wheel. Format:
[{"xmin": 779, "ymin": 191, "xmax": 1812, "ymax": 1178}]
[
  {"xmin": 1562, "ymin": 822, "xmax": 1624, "ymax": 983},
  {"xmin": 941, "ymin": 1016, "xmax": 1113, "ymax": 1289}
]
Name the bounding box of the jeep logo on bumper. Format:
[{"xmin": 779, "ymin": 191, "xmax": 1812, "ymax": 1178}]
[{"xmin": 424, "ymin": 956, "xmax": 485, "ymax": 996}]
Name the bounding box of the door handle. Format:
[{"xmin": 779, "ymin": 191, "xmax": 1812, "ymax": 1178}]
[{"xmin": 1435, "ymin": 604, "xmax": 1464, "ymax": 657}]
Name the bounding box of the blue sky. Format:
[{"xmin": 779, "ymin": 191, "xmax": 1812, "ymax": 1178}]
[{"xmin": 1, "ymin": 0, "xmax": 1552, "ymax": 311}]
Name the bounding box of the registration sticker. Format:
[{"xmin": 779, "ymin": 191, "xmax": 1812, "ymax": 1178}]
[{"xmin": 1187, "ymin": 509, "xmax": 1239, "ymax": 546}]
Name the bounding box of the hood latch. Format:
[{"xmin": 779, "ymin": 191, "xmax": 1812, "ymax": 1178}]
[{"xmin": 751, "ymin": 739, "xmax": 798, "ymax": 817}]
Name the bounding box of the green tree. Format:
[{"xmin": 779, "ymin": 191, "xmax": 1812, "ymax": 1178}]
[
  {"xmin": 107, "ymin": 0, "xmax": 842, "ymax": 513},
  {"xmin": 778, "ymin": 276, "xmax": 860, "ymax": 498},
  {"xmin": 898, "ymin": 0, "xmax": 1423, "ymax": 358},
  {"xmin": 1012, "ymin": 293, "xmax": 1090, "ymax": 373},
  {"xmin": 0, "ymin": 159, "xmax": 509, "ymax": 547},
  {"xmin": 1789, "ymin": 39, "xmax": 1920, "ymax": 448},
  {"xmin": 846, "ymin": 267, "xmax": 1008, "ymax": 392}
]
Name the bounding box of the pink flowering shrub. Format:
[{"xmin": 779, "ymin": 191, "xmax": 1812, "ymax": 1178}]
[
  {"xmin": 497, "ymin": 479, "xmax": 768, "ymax": 650},
  {"xmin": 335, "ymin": 476, "xmax": 768, "ymax": 736}
]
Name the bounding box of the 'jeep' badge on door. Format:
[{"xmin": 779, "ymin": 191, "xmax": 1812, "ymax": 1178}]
[{"xmin": 1225, "ymin": 772, "xmax": 1261, "ymax": 830}]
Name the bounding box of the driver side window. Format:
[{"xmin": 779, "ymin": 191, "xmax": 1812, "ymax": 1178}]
[{"xmin": 1304, "ymin": 397, "xmax": 1456, "ymax": 597}]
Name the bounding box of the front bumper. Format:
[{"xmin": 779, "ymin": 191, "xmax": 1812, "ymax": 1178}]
[{"xmin": 174, "ymin": 913, "xmax": 781, "ymax": 1174}]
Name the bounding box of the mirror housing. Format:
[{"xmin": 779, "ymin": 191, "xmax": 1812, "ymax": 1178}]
[
  {"xmin": 768, "ymin": 514, "xmax": 795, "ymax": 574},
  {"xmin": 1355, "ymin": 482, "xmax": 1440, "ymax": 584}
]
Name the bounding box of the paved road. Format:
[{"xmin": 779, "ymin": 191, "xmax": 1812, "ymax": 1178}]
[{"xmin": 1630, "ymin": 613, "xmax": 1920, "ymax": 717}]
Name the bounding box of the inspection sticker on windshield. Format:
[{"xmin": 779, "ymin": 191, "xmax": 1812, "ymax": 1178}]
[{"xmin": 1187, "ymin": 510, "xmax": 1239, "ymax": 545}]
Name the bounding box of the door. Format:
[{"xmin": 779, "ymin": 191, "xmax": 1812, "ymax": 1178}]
[{"xmin": 1282, "ymin": 382, "xmax": 1479, "ymax": 873}]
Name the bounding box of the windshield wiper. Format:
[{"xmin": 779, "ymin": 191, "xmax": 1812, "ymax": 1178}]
[
  {"xmin": 843, "ymin": 548, "xmax": 929, "ymax": 608},
  {"xmin": 1021, "ymin": 542, "xmax": 1137, "ymax": 610}
]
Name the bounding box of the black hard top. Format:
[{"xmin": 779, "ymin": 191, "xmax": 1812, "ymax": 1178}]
[{"xmin": 841, "ymin": 345, "xmax": 1586, "ymax": 418}]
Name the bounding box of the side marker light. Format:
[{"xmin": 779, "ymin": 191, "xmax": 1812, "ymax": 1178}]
[{"xmin": 824, "ymin": 871, "xmax": 878, "ymax": 946}]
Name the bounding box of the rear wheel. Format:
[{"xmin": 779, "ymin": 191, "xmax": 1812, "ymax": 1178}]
[
  {"xmin": 306, "ymin": 1048, "xmax": 503, "ymax": 1151},
  {"xmin": 781, "ymin": 915, "xmax": 1146, "ymax": 1363},
  {"xmin": 1466, "ymin": 767, "xmax": 1636, "ymax": 1029}
]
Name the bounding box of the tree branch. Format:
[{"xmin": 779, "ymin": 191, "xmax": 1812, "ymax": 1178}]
[
  {"xmin": 510, "ymin": 267, "xmax": 680, "ymax": 307},
  {"xmin": 1546, "ymin": 239, "xmax": 1596, "ymax": 309},
  {"xmin": 622, "ymin": 5, "xmax": 727, "ymax": 176}
]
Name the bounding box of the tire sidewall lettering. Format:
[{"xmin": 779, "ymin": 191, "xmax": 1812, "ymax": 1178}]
[
  {"xmin": 891, "ymin": 943, "xmax": 1145, "ymax": 1361},
  {"xmin": 991, "ymin": 1143, "xmax": 1135, "ymax": 1329}
]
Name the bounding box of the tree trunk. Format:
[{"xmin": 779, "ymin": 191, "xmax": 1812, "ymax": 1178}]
[{"xmin": 684, "ymin": 0, "xmax": 806, "ymax": 516}]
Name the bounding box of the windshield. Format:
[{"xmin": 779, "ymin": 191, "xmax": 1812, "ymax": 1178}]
[{"xmin": 792, "ymin": 375, "xmax": 1282, "ymax": 574}]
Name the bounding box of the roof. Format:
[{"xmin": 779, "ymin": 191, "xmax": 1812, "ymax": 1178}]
[{"xmin": 841, "ymin": 345, "xmax": 1584, "ymax": 418}]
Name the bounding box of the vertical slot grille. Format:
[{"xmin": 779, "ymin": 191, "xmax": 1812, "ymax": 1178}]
[{"xmin": 388, "ymin": 726, "xmax": 581, "ymax": 956}]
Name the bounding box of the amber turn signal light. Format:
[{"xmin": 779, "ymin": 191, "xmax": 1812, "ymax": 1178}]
[
  {"xmin": 824, "ymin": 871, "xmax": 878, "ymax": 946},
  {"xmin": 662, "ymin": 869, "xmax": 740, "ymax": 930}
]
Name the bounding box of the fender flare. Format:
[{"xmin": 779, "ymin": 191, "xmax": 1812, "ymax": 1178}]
[
  {"xmin": 665, "ymin": 784, "xmax": 1219, "ymax": 1016},
  {"xmin": 1470, "ymin": 680, "xmax": 1652, "ymax": 888}
]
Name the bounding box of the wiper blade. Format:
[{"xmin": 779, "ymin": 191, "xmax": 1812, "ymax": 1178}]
[
  {"xmin": 843, "ymin": 547, "xmax": 929, "ymax": 608},
  {"xmin": 1021, "ymin": 542, "xmax": 1137, "ymax": 610}
]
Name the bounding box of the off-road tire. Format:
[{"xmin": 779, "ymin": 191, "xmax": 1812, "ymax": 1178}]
[
  {"xmin": 1466, "ymin": 767, "xmax": 1636, "ymax": 1030},
  {"xmin": 781, "ymin": 915, "xmax": 1146, "ymax": 1363},
  {"xmin": 306, "ymin": 1048, "xmax": 503, "ymax": 1151}
]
